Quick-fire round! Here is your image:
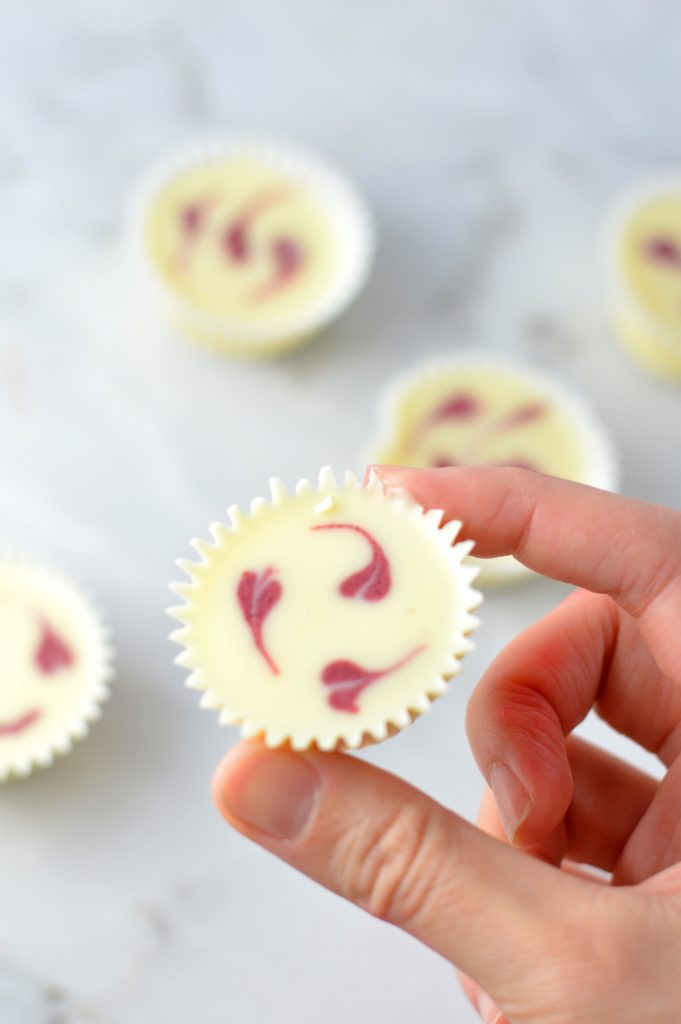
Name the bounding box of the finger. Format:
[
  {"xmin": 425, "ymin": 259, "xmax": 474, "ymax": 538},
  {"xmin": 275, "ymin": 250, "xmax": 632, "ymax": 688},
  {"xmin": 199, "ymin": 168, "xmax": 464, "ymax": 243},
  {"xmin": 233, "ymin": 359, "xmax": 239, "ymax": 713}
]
[
  {"xmin": 213, "ymin": 741, "xmax": 587, "ymax": 995},
  {"xmin": 476, "ymin": 784, "xmax": 567, "ymax": 866},
  {"xmin": 371, "ymin": 466, "xmax": 681, "ymax": 679},
  {"xmin": 458, "ymin": 971, "xmax": 508, "ymax": 1024},
  {"xmin": 476, "ymin": 788, "xmax": 613, "ymax": 885},
  {"xmin": 593, "ymin": 612, "xmax": 681, "ymax": 767},
  {"xmin": 615, "ymin": 755, "xmax": 681, "ymax": 884},
  {"xmin": 475, "ymin": 736, "xmax": 657, "ymax": 873},
  {"xmin": 466, "ymin": 589, "xmax": 614, "ymax": 844},
  {"xmin": 566, "ymin": 737, "xmax": 657, "ymax": 874},
  {"xmin": 466, "ymin": 588, "xmax": 676, "ymax": 845}
]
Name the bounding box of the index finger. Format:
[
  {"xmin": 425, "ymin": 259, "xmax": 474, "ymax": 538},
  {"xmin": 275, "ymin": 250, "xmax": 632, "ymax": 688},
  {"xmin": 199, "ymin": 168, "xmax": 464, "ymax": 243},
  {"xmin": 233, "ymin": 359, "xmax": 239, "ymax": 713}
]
[{"xmin": 371, "ymin": 466, "xmax": 681, "ymax": 621}]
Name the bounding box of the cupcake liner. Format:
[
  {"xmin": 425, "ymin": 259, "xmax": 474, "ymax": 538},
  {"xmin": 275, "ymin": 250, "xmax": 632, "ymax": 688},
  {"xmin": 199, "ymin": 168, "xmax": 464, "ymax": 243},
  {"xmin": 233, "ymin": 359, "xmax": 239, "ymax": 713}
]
[
  {"xmin": 0, "ymin": 557, "xmax": 114, "ymax": 782},
  {"xmin": 129, "ymin": 138, "xmax": 376, "ymax": 358},
  {"xmin": 366, "ymin": 351, "xmax": 620, "ymax": 587},
  {"xmin": 604, "ymin": 176, "xmax": 681, "ymax": 380},
  {"xmin": 168, "ymin": 467, "xmax": 481, "ymax": 750}
]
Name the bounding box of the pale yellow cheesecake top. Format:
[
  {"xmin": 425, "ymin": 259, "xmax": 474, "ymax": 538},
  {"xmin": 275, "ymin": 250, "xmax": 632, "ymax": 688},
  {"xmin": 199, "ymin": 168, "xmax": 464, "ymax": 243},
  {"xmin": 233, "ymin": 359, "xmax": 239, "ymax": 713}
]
[
  {"xmin": 0, "ymin": 564, "xmax": 108, "ymax": 776},
  {"xmin": 615, "ymin": 188, "xmax": 681, "ymax": 332},
  {"xmin": 144, "ymin": 156, "xmax": 341, "ymax": 324},
  {"xmin": 170, "ymin": 474, "xmax": 480, "ymax": 749},
  {"xmin": 374, "ymin": 364, "xmax": 598, "ymax": 483}
]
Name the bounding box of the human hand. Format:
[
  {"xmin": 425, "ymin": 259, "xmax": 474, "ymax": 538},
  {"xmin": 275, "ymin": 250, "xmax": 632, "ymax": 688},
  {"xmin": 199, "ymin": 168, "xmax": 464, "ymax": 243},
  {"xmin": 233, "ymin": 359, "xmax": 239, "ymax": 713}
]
[{"xmin": 212, "ymin": 467, "xmax": 681, "ymax": 1024}]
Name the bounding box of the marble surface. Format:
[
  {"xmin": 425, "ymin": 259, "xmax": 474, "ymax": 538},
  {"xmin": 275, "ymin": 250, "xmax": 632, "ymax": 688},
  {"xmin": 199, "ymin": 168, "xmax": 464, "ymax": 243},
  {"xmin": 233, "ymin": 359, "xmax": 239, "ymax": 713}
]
[{"xmin": 1, "ymin": 2, "xmax": 681, "ymax": 1021}]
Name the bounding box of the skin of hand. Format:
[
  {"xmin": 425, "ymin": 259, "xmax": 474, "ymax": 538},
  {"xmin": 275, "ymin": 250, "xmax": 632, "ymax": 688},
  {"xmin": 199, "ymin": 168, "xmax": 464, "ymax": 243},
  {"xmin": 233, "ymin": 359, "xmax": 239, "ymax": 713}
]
[{"xmin": 212, "ymin": 466, "xmax": 681, "ymax": 1024}]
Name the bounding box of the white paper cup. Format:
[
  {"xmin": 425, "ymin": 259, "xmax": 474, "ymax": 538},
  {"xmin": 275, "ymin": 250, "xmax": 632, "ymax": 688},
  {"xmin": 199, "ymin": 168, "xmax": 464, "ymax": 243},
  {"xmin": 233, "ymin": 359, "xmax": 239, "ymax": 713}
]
[{"xmin": 130, "ymin": 139, "xmax": 375, "ymax": 358}]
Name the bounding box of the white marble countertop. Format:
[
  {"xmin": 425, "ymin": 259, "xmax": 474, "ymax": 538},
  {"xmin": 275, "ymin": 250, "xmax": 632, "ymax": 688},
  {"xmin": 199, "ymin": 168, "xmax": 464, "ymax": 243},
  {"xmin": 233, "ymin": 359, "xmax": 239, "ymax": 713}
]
[{"xmin": 1, "ymin": 2, "xmax": 681, "ymax": 1021}]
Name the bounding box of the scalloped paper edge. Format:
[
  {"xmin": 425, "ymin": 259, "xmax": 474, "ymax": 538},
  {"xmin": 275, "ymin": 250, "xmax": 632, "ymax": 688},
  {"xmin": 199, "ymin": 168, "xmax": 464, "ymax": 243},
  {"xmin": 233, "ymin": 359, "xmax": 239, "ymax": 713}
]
[{"xmin": 0, "ymin": 556, "xmax": 115, "ymax": 782}]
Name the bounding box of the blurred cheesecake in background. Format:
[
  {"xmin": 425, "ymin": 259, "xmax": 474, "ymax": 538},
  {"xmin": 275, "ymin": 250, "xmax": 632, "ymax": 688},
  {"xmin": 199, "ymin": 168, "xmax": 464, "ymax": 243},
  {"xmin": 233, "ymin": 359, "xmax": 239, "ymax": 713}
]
[
  {"xmin": 368, "ymin": 355, "xmax": 619, "ymax": 585},
  {"xmin": 0, "ymin": 559, "xmax": 113, "ymax": 781},
  {"xmin": 131, "ymin": 140, "xmax": 374, "ymax": 357},
  {"xmin": 607, "ymin": 178, "xmax": 681, "ymax": 380}
]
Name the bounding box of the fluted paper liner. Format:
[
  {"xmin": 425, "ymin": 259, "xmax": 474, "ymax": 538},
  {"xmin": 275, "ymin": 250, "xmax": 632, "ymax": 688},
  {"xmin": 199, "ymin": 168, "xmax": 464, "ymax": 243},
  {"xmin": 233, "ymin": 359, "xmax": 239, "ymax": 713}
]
[
  {"xmin": 169, "ymin": 468, "xmax": 481, "ymax": 750},
  {"xmin": 0, "ymin": 558, "xmax": 114, "ymax": 782},
  {"xmin": 130, "ymin": 139, "xmax": 375, "ymax": 357},
  {"xmin": 367, "ymin": 352, "xmax": 620, "ymax": 586}
]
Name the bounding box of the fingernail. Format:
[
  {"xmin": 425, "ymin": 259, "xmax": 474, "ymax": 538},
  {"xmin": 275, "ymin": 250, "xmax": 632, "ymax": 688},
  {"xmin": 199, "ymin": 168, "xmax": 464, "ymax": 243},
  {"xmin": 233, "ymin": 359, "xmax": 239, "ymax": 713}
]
[
  {"xmin": 477, "ymin": 990, "xmax": 504, "ymax": 1024},
  {"xmin": 365, "ymin": 464, "xmax": 404, "ymax": 486},
  {"xmin": 489, "ymin": 763, "xmax": 531, "ymax": 843},
  {"xmin": 216, "ymin": 746, "xmax": 320, "ymax": 840}
]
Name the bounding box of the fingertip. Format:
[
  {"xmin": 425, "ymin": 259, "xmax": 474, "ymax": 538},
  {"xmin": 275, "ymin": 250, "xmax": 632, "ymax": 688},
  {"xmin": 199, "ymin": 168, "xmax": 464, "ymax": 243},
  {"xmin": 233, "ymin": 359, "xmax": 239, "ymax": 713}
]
[
  {"xmin": 492, "ymin": 749, "xmax": 572, "ymax": 849},
  {"xmin": 486, "ymin": 762, "xmax": 566, "ymax": 851},
  {"xmin": 467, "ymin": 692, "xmax": 573, "ymax": 847},
  {"xmin": 477, "ymin": 785, "xmax": 567, "ymax": 866},
  {"xmin": 477, "ymin": 990, "xmax": 508, "ymax": 1024},
  {"xmin": 508, "ymin": 767, "xmax": 573, "ymax": 851},
  {"xmin": 513, "ymin": 812, "xmax": 569, "ymax": 859},
  {"xmin": 465, "ymin": 603, "xmax": 592, "ymax": 849},
  {"xmin": 363, "ymin": 463, "xmax": 408, "ymax": 486},
  {"xmin": 488, "ymin": 763, "xmax": 532, "ymax": 843},
  {"xmin": 211, "ymin": 740, "xmax": 253, "ymax": 820},
  {"xmin": 212, "ymin": 741, "xmax": 321, "ymax": 842}
]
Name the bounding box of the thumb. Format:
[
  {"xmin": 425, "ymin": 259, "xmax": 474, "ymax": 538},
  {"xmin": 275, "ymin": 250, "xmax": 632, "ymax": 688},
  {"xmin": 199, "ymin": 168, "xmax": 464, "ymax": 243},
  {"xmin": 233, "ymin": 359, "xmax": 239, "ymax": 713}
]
[{"xmin": 213, "ymin": 741, "xmax": 585, "ymax": 994}]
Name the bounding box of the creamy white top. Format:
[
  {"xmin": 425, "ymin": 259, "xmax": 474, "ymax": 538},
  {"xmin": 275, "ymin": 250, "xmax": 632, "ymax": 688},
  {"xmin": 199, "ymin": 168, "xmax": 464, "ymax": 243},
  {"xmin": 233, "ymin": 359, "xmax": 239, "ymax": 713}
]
[
  {"xmin": 614, "ymin": 188, "xmax": 681, "ymax": 332},
  {"xmin": 145, "ymin": 156, "xmax": 341, "ymax": 324},
  {"xmin": 375, "ymin": 364, "xmax": 598, "ymax": 481},
  {"xmin": 0, "ymin": 563, "xmax": 108, "ymax": 777},
  {"xmin": 172, "ymin": 476, "xmax": 479, "ymax": 749}
]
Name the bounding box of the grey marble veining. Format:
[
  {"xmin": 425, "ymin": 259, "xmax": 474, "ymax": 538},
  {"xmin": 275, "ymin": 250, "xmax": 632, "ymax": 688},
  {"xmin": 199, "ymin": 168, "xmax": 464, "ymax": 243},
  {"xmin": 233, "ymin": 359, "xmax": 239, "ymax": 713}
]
[{"xmin": 1, "ymin": 3, "xmax": 680, "ymax": 1022}]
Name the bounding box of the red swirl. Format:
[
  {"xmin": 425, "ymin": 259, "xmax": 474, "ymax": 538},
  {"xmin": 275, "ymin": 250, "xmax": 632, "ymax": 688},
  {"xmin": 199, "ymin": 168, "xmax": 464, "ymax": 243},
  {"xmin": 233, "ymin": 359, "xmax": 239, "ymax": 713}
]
[{"xmin": 311, "ymin": 523, "xmax": 391, "ymax": 601}]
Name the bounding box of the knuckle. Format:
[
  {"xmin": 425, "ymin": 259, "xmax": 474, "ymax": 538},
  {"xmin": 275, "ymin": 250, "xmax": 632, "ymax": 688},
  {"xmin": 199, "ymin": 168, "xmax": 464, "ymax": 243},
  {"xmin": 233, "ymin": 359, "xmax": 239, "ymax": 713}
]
[
  {"xmin": 612, "ymin": 510, "xmax": 681, "ymax": 616},
  {"xmin": 333, "ymin": 802, "xmax": 449, "ymax": 928},
  {"xmin": 486, "ymin": 683, "xmax": 566, "ymax": 764},
  {"xmin": 479, "ymin": 470, "xmax": 532, "ymax": 554}
]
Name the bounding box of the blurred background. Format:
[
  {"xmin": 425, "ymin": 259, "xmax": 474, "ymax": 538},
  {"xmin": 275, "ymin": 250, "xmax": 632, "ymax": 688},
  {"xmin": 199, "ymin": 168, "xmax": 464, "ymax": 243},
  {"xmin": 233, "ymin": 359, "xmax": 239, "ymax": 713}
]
[{"xmin": 1, "ymin": 2, "xmax": 680, "ymax": 1021}]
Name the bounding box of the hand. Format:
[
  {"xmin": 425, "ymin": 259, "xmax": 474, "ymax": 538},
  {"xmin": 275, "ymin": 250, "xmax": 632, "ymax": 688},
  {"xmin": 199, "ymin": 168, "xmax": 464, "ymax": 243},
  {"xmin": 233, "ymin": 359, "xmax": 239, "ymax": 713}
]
[{"xmin": 212, "ymin": 467, "xmax": 681, "ymax": 1024}]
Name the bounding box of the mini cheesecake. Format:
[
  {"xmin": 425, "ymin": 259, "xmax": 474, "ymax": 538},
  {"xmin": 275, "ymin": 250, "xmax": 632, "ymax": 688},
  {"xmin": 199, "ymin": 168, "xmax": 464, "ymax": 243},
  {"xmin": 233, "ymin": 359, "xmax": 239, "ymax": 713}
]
[
  {"xmin": 0, "ymin": 560, "xmax": 113, "ymax": 780},
  {"xmin": 607, "ymin": 179, "xmax": 681, "ymax": 379},
  {"xmin": 169, "ymin": 469, "xmax": 480, "ymax": 750},
  {"xmin": 133, "ymin": 142, "xmax": 374, "ymax": 356},
  {"xmin": 370, "ymin": 357, "xmax": 619, "ymax": 585}
]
